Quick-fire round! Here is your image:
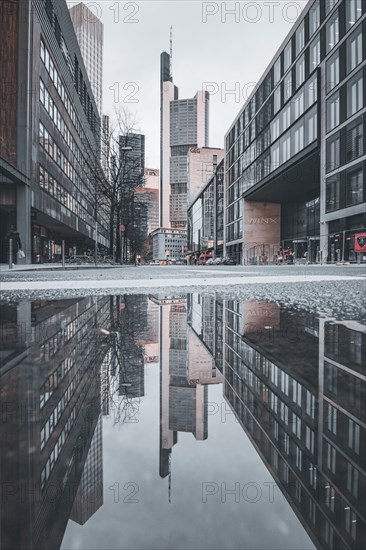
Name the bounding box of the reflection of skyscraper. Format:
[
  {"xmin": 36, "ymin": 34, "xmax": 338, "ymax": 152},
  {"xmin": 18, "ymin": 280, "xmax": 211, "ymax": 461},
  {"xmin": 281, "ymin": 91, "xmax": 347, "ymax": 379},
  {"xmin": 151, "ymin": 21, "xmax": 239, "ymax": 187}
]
[
  {"xmin": 221, "ymin": 298, "xmax": 366, "ymax": 550},
  {"xmin": 150, "ymin": 294, "xmax": 223, "ymax": 487},
  {"xmin": 0, "ymin": 297, "xmax": 109, "ymax": 549},
  {"xmin": 70, "ymin": 415, "xmax": 103, "ymax": 525}
]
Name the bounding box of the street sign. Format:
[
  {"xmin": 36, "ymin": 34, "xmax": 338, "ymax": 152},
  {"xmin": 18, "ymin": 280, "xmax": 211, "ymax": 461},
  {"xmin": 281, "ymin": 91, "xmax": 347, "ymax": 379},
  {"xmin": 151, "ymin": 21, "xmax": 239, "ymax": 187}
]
[{"xmin": 119, "ymin": 224, "xmax": 126, "ymax": 232}]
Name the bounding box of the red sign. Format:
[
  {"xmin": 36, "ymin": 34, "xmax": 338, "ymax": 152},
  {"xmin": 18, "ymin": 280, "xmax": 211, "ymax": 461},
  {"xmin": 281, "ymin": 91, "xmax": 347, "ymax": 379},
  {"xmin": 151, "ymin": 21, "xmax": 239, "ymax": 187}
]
[
  {"xmin": 119, "ymin": 224, "xmax": 125, "ymax": 232},
  {"xmin": 354, "ymin": 232, "xmax": 366, "ymax": 253}
]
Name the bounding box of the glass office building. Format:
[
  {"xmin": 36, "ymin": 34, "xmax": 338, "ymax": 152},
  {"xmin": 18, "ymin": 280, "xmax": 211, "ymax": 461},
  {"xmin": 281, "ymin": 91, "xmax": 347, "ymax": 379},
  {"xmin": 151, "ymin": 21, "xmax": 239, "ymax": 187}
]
[
  {"xmin": 225, "ymin": 0, "xmax": 365, "ymax": 264},
  {"xmin": 0, "ymin": 0, "xmax": 107, "ymax": 263}
]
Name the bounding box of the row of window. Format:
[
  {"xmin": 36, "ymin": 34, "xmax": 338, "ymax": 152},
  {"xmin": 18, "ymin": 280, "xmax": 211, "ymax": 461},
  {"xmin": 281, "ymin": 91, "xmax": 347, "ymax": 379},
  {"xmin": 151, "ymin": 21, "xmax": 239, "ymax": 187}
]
[
  {"xmin": 39, "ymin": 164, "xmax": 93, "ymax": 227},
  {"xmin": 226, "ymin": 1, "xmax": 364, "ymax": 151},
  {"xmin": 225, "ymin": 1, "xmax": 365, "ymax": 198},
  {"xmin": 326, "ymin": 163, "xmax": 364, "ymax": 212},
  {"xmin": 326, "ymin": 115, "xmax": 364, "ymax": 172},
  {"xmin": 40, "ymin": 340, "xmax": 92, "ymax": 452},
  {"xmin": 40, "ymin": 401, "xmax": 77, "ymax": 490},
  {"xmin": 225, "ymin": 378, "xmax": 361, "ymax": 544},
  {"xmin": 326, "ymin": 22, "xmax": 364, "ymax": 94},
  {"xmin": 327, "ymin": 69, "xmax": 364, "ymax": 132}
]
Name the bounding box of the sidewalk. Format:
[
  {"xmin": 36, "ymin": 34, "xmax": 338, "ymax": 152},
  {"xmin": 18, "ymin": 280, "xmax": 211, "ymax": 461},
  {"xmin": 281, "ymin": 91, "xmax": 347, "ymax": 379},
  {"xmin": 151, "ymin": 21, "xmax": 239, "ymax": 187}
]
[{"xmin": 0, "ymin": 262, "xmax": 122, "ymax": 272}]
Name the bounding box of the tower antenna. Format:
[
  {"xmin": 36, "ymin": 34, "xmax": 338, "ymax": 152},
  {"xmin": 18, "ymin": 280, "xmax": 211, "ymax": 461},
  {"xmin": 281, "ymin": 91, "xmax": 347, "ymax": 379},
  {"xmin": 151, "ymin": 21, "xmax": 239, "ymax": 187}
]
[{"xmin": 170, "ymin": 26, "xmax": 173, "ymax": 78}]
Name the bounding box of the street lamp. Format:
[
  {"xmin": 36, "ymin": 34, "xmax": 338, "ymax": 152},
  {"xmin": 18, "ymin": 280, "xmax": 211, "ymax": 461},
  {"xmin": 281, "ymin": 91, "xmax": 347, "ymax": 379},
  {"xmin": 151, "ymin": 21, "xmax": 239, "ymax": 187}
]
[{"xmin": 119, "ymin": 145, "xmax": 132, "ymax": 264}]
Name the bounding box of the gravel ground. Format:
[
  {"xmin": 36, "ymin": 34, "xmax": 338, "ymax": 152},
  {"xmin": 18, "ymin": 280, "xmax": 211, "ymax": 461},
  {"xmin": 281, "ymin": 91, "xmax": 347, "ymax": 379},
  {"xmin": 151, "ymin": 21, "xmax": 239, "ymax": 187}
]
[{"xmin": 1, "ymin": 265, "xmax": 365, "ymax": 323}]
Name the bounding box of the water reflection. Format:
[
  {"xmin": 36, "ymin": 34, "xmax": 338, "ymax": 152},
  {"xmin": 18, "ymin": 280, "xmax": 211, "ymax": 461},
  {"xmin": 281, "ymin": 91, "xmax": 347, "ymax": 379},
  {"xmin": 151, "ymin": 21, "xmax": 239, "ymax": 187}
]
[{"xmin": 0, "ymin": 294, "xmax": 365, "ymax": 549}]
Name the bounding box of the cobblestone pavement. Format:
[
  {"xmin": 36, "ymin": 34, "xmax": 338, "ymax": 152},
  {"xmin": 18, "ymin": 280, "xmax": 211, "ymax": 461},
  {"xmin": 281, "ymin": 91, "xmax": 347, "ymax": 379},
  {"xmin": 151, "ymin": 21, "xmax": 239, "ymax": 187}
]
[{"xmin": 1, "ymin": 264, "xmax": 365, "ymax": 322}]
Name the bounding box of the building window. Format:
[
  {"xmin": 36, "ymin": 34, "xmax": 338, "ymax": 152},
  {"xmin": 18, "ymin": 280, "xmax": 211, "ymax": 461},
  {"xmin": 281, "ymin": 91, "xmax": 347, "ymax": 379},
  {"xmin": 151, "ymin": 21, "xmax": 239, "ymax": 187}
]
[
  {"xmin": 296, "ymin": 55, "xmax": 305, "ymax": 88},
  {"xmin": 274, "ymin": 57, "xmax": 281, "ymax": 85},
  {"xmin": 271, "ymin": 115, "xmax": 280, "ymax": 142},
  {"xmin": 305, "ymin": 107, "xmax": 317, "ymax": 145},
  {"xmin": 347, "ymin": 463, "xmax": 359, "ymax": 498},
  {"xmin": 326, "ymin": 174, "xmax": 340, "ymax": 212},
  {"xmin": 347, "ymin": 71, "xmax": 363, "ymax": 118},
  {"xmin": 310, "ymin": 34, "xmax": 321, "ymax": 70},
  {"xmin": 293, "ymin": 120, "xmax": 304, "ymax": 154},
  {"xmin": 326, "ymin": 403, "xmax": 337, "ymax": 434},
  {"xmin": 282, "ymin": 104, "xmax": 291, "ymax": 132},
  {"xmin": 306, "ymin": 426, "xmax": 315, "ymax": 454},
  {"xmin": 326, "ymin": 50, "xmax": 339, "ymax": 93},
  {"xmin": 293, "ymin": 87, "xmax": 305, "ymax": 119},
  {"xmin": 325, "ymin": 0, "xmax": 338, "ymax": 16},
  {"xmin": 271, "ymin": 142, "xmax": 280, "ymax": 168},
  {"xmin": 284, "ymin": 41, "xmax": 292, "ymax": 72},
  {"xmin": 295, "ymin": 21, "xmax": 305, "ymax": 56},
  {"xmin": 345, "ymin": 508, "xmax": 357, "ymax": 540},
  {"xmin": 309, "ymin": 1, "xmax": 320, "ymax": 37},
  {"xmin": 346, "ymin": 167, "xmax": 363, "ymax": 207},
  {"xmin": 326, "ymin": 442, "xmax": 336, "ymax": 473},
  {"xmin": 295, "ymin": 445, "xmax": 302, "ymax": 471},
  {"xmin": 306, "ymin": 391, "xmax": 315, "ymax": 418},
  {"xmin": 274, "ymin": 86, "xmax": 281, "ymax": 114},
  {"xmin": 347, "ymin": 26, "xmax": 363, "ymax": 74},
  {"xmin": 326, "ymin": 132, "xmax": 340, "ymax": 172},
  {"xmin": 326, "ymin": 12, "xmax": 339, "ymax": 53},
  {"xmin": 327, "ymin": 91, "xmax": 340, "ymax": 131},
  {"xmin": 346, "ymin": 0, "xmax": 363, "ymax": 30},
  {"xmin": 346, "ymin": 118, "xmax": 363, "ymax": 162},
  {"xmin": 293, "ymin": 380, "xmax": 301, "ymax": 406},
  {"xmin": 281, "ymin": 134, "xmax": 291, "ymax": 163},
  {"xmin": 305, "ymin": 74, "xmax": 318, "ymax": 108},
  {"xmin": 284, "ymin": 71, "xmax": 292, "ymax": 101}
]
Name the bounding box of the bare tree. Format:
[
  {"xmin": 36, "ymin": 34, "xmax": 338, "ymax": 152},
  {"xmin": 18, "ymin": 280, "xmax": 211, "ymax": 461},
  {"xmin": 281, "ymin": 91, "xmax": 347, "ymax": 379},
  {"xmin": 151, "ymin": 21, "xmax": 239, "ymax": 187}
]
[{"xmin": 83, "ymin": 108, "xmax": 147, "ymax": 263}]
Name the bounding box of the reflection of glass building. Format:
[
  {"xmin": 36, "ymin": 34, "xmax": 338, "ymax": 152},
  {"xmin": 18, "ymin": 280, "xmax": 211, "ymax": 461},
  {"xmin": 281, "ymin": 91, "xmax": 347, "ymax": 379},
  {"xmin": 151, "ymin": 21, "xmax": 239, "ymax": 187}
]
[
  {"xmin": 0, "ymin": 297, "xmax": 110, "ymax": 549},
  {"xmin": 222, "ymin": 298, "xmax": 366, "ymax": 549},
  {"xmin": 225, "ymin": 0, "xmax": 365, "ymax": 264}
]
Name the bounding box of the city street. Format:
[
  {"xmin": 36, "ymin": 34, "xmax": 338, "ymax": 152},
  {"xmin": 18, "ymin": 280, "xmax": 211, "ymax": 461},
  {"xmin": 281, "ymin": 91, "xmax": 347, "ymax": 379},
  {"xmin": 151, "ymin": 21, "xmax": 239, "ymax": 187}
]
[{"xmin": 1, "ymin": 264, "xmax": 365, "ymax": 321}]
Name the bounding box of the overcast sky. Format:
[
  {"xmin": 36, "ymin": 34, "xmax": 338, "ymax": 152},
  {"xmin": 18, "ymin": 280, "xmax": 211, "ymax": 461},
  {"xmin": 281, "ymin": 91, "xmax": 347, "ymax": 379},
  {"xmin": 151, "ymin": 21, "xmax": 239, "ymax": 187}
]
[{"xmin": 68, "ymin": 0, "xmax": 308, "ymax": 168}]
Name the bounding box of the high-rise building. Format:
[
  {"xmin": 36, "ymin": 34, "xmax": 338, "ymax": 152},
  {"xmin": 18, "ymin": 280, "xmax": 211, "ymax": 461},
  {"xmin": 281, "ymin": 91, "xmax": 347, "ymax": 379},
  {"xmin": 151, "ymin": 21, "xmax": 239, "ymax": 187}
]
[
  {"xmin": 69, "ymin": 2, "xmax": 103, "ymax": 116},
  {"xmin": 119, "ymin": 133, "xmax": 145, "ymax": 188},
  {"xmin": 160, "ymin": 51, "xmax": 209, "ymax": 229},
  {"xmin": 224, "ymin": 0, "xmax": 365, "ymax": 264},
  {"xmin": 0, "ymin": 0, "xmax": 107, "ymax": 264},
  {"xmin": 153, "ymin": 51, "xmax": 210, "ymax": 260}
]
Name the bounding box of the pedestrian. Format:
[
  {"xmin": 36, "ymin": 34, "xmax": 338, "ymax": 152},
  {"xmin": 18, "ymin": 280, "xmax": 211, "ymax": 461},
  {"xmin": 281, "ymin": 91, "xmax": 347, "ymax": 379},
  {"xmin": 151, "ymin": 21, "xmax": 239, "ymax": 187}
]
[{"xmin": 4, "ymin": 225, "xmax": 22, "ymax": 265}]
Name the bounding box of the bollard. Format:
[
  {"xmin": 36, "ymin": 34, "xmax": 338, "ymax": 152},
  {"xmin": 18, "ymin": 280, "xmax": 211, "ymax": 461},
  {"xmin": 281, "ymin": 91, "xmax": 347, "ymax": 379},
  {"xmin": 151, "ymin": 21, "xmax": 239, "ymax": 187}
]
[
  {"xmin": 62, "ymin": 240, "xmax": 65, "ymax": 268},
  {"xmin": 9, "ymin": 239, "xmax": 13, "ymax": 269}
]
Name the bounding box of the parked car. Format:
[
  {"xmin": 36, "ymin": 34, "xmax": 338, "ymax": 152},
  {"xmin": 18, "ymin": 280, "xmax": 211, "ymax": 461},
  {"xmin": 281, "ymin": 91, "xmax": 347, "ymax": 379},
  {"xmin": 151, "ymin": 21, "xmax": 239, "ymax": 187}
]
[
  {"xmin": 222, "ymin": 257, "xmax": 237, "ymax": 265},
  {"xmin": 213, "ymin": 257, "xmax": 223, "ymax": 265},
  {"xmin": 197, "ymin": 253, "xmax": 213, "ymax": 265},
  {"xmin": 206, "ymin": 258, "xmax": 215, "ymax": 265}
]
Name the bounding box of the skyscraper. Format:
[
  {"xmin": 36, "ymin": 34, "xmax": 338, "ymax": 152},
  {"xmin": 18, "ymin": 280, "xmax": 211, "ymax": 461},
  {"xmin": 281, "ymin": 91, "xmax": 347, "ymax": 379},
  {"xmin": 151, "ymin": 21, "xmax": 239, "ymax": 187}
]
[
  {"xmin": 153, "ymin": 51, "xmax": 210, "ymax": 260},
  {"xmin": 119, "ymin": 133, "xmax": 145, "ymax": 189},
  {"xmin": 69, "ymin": 2, "xmax": 103, "ymax": 116},
  {"xmin": 160, "ymin": 51, "xmax": 209, "ymax": 229}
]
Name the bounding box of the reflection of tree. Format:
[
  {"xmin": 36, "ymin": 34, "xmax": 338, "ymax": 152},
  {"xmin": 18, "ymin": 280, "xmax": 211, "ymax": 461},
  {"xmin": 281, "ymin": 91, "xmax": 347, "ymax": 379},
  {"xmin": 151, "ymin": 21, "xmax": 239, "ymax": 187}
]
[{"xmin": 99, "ymin": 296, "xmax": 145, "ymax": 426}]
